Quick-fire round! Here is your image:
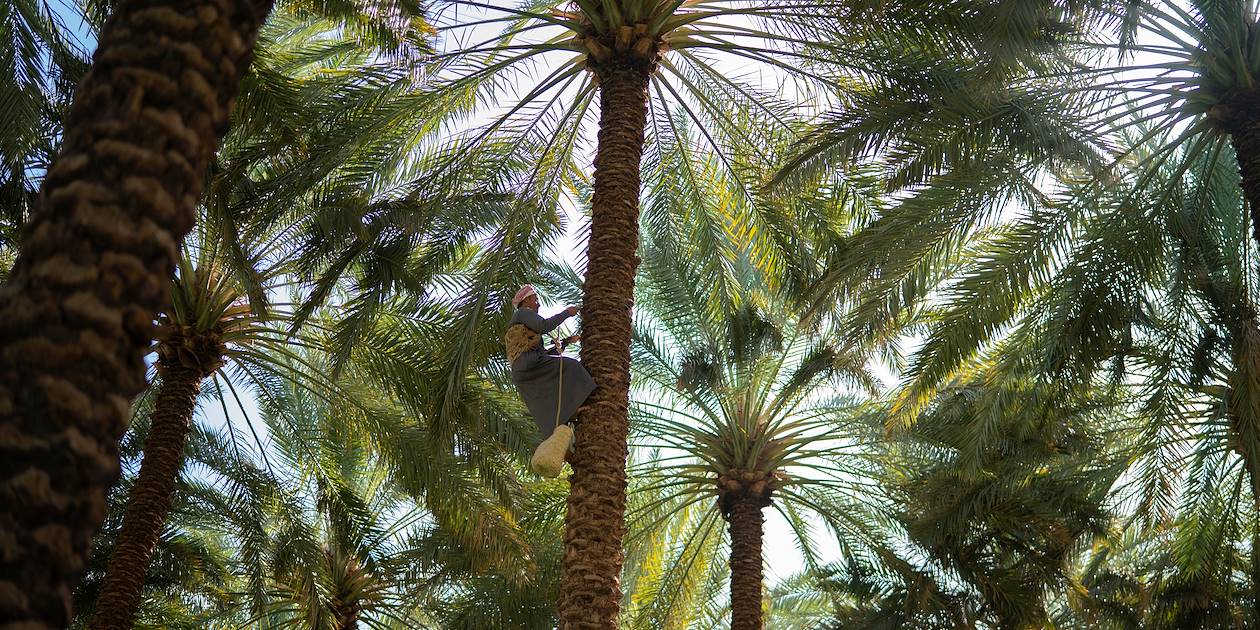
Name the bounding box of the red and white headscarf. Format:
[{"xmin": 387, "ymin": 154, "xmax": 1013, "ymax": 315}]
[{"xmin": 511, "ymin": 284, "xmax": 537, "ymax": 309}]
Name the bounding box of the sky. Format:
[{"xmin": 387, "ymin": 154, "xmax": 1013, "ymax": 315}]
[{"xmin": 46, "ymin": 0, "xmax": 94, "ymax": 52}]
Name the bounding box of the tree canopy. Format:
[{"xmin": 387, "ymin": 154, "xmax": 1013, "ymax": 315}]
[{"xmin": 6, "ymin": 1, "xmax": 1260, "ymax": 629}]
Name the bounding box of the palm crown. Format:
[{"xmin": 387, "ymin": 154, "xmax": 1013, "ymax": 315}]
[{"xmin": 620, "ymin": 214, "xmax": 888, "ymax": 628}]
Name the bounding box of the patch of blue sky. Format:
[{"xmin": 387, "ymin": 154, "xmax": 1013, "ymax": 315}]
[{"xmin": 45, "ymin": 0, "xmax": 95, "ymax": 51}]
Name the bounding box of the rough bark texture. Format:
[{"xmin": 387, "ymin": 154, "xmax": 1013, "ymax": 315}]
[
  {"xmin": 89, "ymin": 362, "xmax": 204, "ymax": 630},
  {"xmin": 1229, "ymin": 322, "xmax": 1260, "ymax": 625},
  {"xmin": 336, "ymin": 611, "xmax": 361, "ymax": 630},
  {"xmin": 0, "ymin": 0, "xmax": 272, "ymax": 626},
  {"xmin": 558, "ymin": 62, "xmax": 653, "ymax": 630},
  {"xmin": 1253, "ymin": 525, "xmax": 1260, "ymax": 628},
  {"xmin": 1221, "ymin": 93, "xmax": 1260, "ymax": 249},
  {"xmin": 332, "ymin": 574, "xmax": 363, "ymax": 629},
  {"xmin": 727, "ymin": 496, "xmax": 765, "ymax": 630},
  {"xmin": 333, "ymin": 601, "xmax": 361, "ymax": 630}
]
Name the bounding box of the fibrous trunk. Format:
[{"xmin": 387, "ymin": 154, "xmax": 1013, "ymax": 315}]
[
  {"xmin": 727, "ymin": 496, "xmax": 765, "ymax": 630},
  {"xmin": 90, "ymin": 361, "xmax": 206, "ymax": 630},
  {"xmin": 0, "ymin": 0, "xmax": 271, "ymax": 626},
  {"xmin": 1225, "ymin": 95, "xmax": 1260, "ymax": 250},
  {"xmin": 1229, "ymin": 324, "xmax": 1260, "ymax": 626},
  {"xmin": 558, "ymin": 61, "xmax": 652, "ymax": 629}
]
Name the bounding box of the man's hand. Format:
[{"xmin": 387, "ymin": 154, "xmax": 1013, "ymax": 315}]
[
  {"xmin": 550, "ymin": 334, "xmax": 580, "ymax": 355},
  {"xmin": 566, "ymin": 305, "xmax": 580, "ymax": 316}
]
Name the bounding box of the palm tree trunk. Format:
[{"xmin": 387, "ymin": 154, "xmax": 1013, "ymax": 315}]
[
  {"xmin": 1226, "ymin": 102, "xmax": 1260, "ymax": 250},
  {"xmin": 334, "ymin": 604, "xmax": 361, "ymax": 630},
  {"xmin": 1252, "ymin": 517, "xmax": 1260, "ymax": 625},
  {"xmin": 1232, "ymin": 442, "xmax": 1260, "ymax": 624},
  {"xmin": 335, "ymin": 611, "xmax": 361, "ymax": 630},
  {"xmin": 0, "ymin": 1, "xmax": 271, "ymax": 626},
  {"xmin": 1231, "ymin": 325, "xmax": 1260, "ymax": 623},
  {"xmin": 727, "ymin": 496, "xmax": 765, "ymax": 630},
  {"xmin": 558, "ymin": 62, "xmax": 652, "ymax": 629},
  {"xmin": 90, "ymin": 362, "xmax": 204, "ymax": 630},
  {"xmin": 1237, "ymin": 419, "xmax": 1260, "ymax": 624}
]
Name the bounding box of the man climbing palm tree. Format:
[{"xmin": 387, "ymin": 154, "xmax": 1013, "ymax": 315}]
[{"xmin": 505, "ymin": 284, "xmax": 595, "ymax": 478}]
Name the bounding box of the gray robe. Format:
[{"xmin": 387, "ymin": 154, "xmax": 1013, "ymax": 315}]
[{"xmin": 509, "ymin": 307, "xmax": 596, "ymax": 440}]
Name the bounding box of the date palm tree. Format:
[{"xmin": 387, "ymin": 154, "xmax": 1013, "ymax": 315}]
[
  {"xmin": 87, "ymin": 235, "xmax": 316, "ymax": 630},
  {"xmin": 231, "ymin": 373, "xmax": 447, "ymax": 630},
  {"xmin": 71, "ymin": 409, "xmax": 236, "ymax": 629},
  {"xmin": 83, "ymin": 5, "xmax": 445, "ymax": 624},
  {"xmin": 776, "ymin": 17, "xmax": 1260, "ymax": 605},
  {"xmin": 0, "ymin": 0, "xmax": 276, "ymax": 622},
  {"xmin": 90, "ymin": 197, "xmax": 551, "ymax": 628},
  {"xmin": 729, "ymin": 378, "xmax": 1117, "ymax": 630},
  {"xmin": 410, "ymin": 478, "xmax": 570, "ymax": 629},
  {"xmin": 222, "ymin": 332, "xmax": 555, "ymax": 628},
  {"xmin": 777, "ymin": 1, "xmax": 1260, "ymax": 417},
  {"xmin": 1062, "ymin": 506, "xmax": 1257, "ymax": 628},
  {"xmin": 766, "ymin": 0, "xmax": 1136, "ymax": 383},
  {"xmin": 0, "ymin": 0, "xmax": 446, "ymax": 620},
  {"xmin": 514, "ymin": 104, "xmax": 889, "ymax": 626},
  {"xmin": 1058, "ymin": 140, "xmax": 1260, "ymax": 625},
  {"xmin": 424, "ymin": 2, "xmax": 908, "ymax": 623},
  {"xmin": 1064, "ymin": 1, "xmax": 1260, "ymax": 249},
  {"xmin": 869, "ymin": 131, "xmax": 1260, "ymax": 624},
  {"xmin": 607, "ymin": 219, "xmax": 892, "ymax": 630},
  {"xmin": 1060, "ymin": 515, "xmax": 1257, "ymax": 628},
  {"xmin": 79, "ymin": 355, "xmax": 533, "ymax": 629},
  {"xmin": 891, "ymin": 378, "xmax": 1116, "ymax": 629},
  {"xmin": 74, "ymin": 304, "xmax": 548, "ymax": 629},
  {"xmin": 627, "ymin": 303, "xmax": 883, "ymax": 630}
]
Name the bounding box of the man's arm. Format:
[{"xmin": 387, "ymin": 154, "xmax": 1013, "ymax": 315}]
[{"xmin": 518, "ymin": 308, "xmax": 574, "ymax": 335}]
